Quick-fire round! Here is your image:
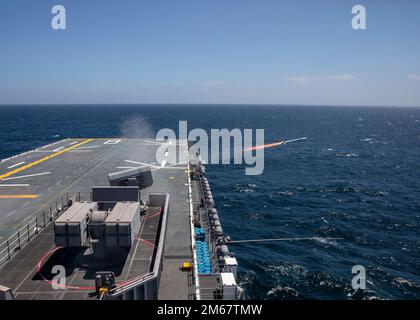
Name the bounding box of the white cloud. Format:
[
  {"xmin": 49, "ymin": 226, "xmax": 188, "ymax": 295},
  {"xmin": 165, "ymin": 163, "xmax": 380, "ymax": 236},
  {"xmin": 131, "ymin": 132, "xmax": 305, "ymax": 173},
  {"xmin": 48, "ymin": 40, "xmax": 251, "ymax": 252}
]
[
  {"xmin": 407, "ymin": 74, "xmax": 420, "ymax": 80},
  {"xmin": 287, "ymin": 74, "xmax": 356, "ymax": 82}
]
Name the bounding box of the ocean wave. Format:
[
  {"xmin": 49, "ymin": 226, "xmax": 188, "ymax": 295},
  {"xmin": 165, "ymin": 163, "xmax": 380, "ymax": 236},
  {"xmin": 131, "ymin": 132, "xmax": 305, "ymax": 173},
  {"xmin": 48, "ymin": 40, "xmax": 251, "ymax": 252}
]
[
  {"xmin": 238, "ymin": 270, "xmax": 256, "ymax": 288},
  {"xmin": 316, "ymin": 225, "xmax": 347, "ymax": 239},
  {"xmin": 335, "ymin": 152, "xmax": 358, "ymax": 157},
  {"xmin": 313, "ymin": 237, "xmax": 339, "ymax": 246},
  {"xmin": 374, "ymin": 190, "xmax": 389, "ymax": 196},
  {"xmin": 310, "ymin": 272, "xmax": 352, "ymax": 296},
  {"xmin": 238, "ymin": 188, "xmax": 255, "ymax": 193},
  {"xmin": 267, "ymin": 285, "xmax": 301, "ymax": 298},
  {"xmin": 265, "ymin": 263, "xmax": 308, "ymax": 277},
  {"xmin": 304, "ymin": 186, "xmax": 359, "ymax": 193},
  {"xmin": 392, "ymin": 277, "xmax": 420, "ymax": 289},
  {"xmin": 234, "ymin": 183, "xmax": 257, "ymax": 193},
  {"xmin": 277, "ymin": 191, "xmax": 294, "ymax": 196}
]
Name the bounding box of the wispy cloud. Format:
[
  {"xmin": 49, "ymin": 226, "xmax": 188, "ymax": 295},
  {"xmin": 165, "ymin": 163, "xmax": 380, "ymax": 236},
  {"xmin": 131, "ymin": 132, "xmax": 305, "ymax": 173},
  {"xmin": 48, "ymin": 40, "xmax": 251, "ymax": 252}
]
[
  {"xmin": 407, "ymin": 74, "xmax": 420, "ymax": 80},
  {"xmin": 287, "ymin": 74, "xmax": 356, "ymax": 82}
]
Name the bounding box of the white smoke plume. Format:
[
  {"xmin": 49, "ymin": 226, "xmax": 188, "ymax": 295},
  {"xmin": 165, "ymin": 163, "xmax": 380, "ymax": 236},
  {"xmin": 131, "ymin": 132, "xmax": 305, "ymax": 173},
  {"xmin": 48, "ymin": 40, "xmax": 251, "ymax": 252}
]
[{"xmin": 119, "ymin": 115, "xmax": 155, "ymax": 138}]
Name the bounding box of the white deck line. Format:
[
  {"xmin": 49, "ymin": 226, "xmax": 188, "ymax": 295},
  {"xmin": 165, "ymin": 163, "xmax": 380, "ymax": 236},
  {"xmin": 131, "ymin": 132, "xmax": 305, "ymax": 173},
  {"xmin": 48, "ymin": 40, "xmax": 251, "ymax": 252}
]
[
  {"xmin": 125, "ymin": 160, "xmax": 160, "ymax": 169},
  {"xmin": 6, "ymin": 210, "xmax": 16, "ymax": 217},
  {"xmin": 7, "ymin": 161, "xmax": 25, "ymax": 169},
  {"xmin": 0, "ymin": 139, "xmax": 70, "ymax": 162},
  {"xmin": 2, "ymin": 172, "xmax": 51, "ymax": 181},
  {"xmin": 73, "ymin": 145, "xmax": 100, "ymax": 149}
]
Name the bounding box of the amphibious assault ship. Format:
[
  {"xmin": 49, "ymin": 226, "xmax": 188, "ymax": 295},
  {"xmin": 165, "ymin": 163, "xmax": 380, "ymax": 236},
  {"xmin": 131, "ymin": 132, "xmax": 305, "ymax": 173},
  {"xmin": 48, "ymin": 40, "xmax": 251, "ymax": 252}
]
[{"xmin": 0, "ymin": 138, "xmax": 241, "ymax": 300}]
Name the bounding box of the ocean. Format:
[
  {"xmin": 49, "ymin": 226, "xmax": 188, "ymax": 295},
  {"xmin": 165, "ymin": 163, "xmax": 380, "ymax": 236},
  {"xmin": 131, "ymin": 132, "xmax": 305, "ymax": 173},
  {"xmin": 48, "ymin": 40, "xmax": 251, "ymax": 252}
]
[{"xmin": 0, "ymin": 104, "xmax": 419, "ymax": 299}]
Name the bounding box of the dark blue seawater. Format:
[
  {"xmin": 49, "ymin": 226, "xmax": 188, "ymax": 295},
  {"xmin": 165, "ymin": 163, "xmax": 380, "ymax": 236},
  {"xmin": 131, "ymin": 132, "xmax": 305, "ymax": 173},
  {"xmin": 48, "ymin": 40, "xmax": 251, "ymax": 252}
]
[{"xmin": 0, "ymin": 104, "xmax": 419, "ymax": 299}]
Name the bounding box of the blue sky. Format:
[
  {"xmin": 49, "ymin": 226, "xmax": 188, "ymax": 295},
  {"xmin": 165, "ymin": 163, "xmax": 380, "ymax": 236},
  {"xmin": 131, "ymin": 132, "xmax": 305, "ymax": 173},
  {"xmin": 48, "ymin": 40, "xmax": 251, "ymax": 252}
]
[{"xmin": 0, "ymin": 0, "xmax": 419, "ymax": 106}]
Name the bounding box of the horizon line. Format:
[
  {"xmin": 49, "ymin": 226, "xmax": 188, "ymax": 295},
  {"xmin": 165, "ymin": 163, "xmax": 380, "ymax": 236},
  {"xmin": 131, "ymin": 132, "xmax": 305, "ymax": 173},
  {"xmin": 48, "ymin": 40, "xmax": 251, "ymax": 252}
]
[{"xmin": 0, "ymin": 103, "xmax": 419, "ymax": 108}]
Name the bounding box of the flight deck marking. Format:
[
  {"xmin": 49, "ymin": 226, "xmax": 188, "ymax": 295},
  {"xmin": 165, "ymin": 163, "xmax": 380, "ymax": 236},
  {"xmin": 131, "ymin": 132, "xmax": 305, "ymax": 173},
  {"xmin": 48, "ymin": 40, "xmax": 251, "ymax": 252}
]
[
  {"xmin": 22, "ymin": 201, "xmax": 31, "ymax": 207},
  {"xmin": 0, "ymin": 195, "xmax": 39, "ymax": 199},
  {"xmin": 2, "ymin": 141, "xmax": 157, "ymax": 287},
  {"xmin": 12, "ymin": 140, "xmax": 128, "ymax": 229},
  {"xmin": 2, "ymin": 172, "xmax": 51, "ymax": 181},
  {"xmin": 8, "ymin": 142, "xmax": 130, "ymax": 291},
  {"xmin": 0, "ymin": 184, "xmax": 30, "ymax": 187},
  {"xmin": 125, "ymin": 159, "xmax": 160, "ymax": 169},
  {"xmin": 104, "ymin": 139, "xmax": 121, "ymax": 145},
  {"xmin": 0, "ymin": 139, "xmax": 93, "ymax": 181},
  {"xmin": 74, "ymin": 145, "xmax": 100, "ymax": 149},
  {"xmin": 7, "ymin": 161, "xmax": 25, "ymax": 169},
  {"xmin": 6, "ymin": 210, "xmax": 16, "ymax": 217}
]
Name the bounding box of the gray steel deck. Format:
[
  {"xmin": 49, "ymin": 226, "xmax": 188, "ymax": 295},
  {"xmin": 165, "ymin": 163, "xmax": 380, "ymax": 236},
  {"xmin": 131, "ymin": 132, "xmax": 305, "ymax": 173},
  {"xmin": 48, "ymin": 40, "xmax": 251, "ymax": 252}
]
[
  {"xmin": 0, "ymin": 206, "xmax": 161, "ymax": 300},
  {"xmin": 0, "ymin": 138, "xmax": 193, "ymax": 299}
]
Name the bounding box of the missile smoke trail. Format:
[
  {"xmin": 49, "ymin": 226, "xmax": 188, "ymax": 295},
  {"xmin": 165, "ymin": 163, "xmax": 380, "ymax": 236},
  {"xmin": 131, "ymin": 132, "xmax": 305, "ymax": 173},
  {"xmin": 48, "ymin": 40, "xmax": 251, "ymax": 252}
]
[{"xmin": 245, "ymin": 137, "xmax": 307, "ymax": 151}]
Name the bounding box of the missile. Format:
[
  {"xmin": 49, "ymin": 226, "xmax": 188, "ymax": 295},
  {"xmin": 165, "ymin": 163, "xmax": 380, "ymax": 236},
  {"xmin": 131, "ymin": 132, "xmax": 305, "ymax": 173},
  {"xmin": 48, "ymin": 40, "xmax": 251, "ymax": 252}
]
[{"xmin": 245, "ymin": 137, "xmax": 306, "ymax": 151}]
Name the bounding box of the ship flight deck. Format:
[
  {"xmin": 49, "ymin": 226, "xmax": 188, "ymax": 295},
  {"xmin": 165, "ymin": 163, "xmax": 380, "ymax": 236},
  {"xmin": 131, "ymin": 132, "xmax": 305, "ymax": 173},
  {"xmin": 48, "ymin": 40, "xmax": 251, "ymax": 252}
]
[{"xmin": 0, "ymin": 138, "xmax": 193, "ymax": 299}]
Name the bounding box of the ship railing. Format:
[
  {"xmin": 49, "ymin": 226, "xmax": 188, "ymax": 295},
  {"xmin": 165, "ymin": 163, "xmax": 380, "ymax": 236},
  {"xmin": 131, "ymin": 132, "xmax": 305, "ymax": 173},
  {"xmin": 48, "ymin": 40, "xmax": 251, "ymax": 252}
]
[
  {"xmin": 198, "ymin": 287, "xmax": 224, "ymax": 300},
  {"xmin": 75, "ymin": 191, "xmax": 93, "ymax": 202},
  {"xmin": 187, "ymin": 160, "xmax": 201, "ymax": 300},
  {"xmin": 0, "ymin": 193, "xmax": 72, "ymax": 268},
  {"xmin": 111, "ymin": 272, "xmax": 155, "ymax": 296},
  {"xmin": 110, "ymin": 193, "xmax": 170, "ymax": 300}
]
